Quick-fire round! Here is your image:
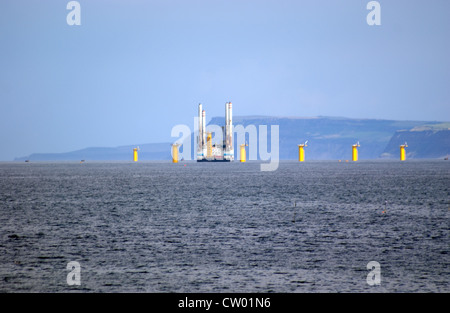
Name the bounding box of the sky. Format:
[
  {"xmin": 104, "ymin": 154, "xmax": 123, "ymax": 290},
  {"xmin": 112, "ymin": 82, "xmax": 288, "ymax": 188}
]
[{"xmin": 0, "ymin": 0, "xmax": 449, "ymax": 160}]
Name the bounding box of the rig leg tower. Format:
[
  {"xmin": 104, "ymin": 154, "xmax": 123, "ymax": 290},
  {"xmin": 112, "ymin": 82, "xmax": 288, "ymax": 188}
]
[{"xmin": 197, "ymin": 102, "xmax": 234, "ymax": 162}]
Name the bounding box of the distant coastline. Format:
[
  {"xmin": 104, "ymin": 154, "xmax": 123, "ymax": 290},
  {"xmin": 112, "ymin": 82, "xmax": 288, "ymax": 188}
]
[{"xmin": 15, "ymin": 116, "xmax": 450, "ymax": 162}]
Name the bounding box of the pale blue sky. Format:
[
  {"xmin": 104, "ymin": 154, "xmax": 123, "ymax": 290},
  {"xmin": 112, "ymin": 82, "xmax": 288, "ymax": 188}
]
[{"xmin": 0, "ymin": 0, "xmax": 449, "ymax": 160}]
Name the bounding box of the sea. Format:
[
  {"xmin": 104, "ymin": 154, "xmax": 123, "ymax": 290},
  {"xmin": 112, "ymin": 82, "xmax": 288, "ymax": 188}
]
[{"xmin": 0, "ymin": 160, "xmax": 448, "ymax": 292}]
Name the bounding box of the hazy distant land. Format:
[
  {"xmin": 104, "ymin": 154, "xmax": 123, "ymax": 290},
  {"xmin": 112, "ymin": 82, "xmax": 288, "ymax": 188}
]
[{"xmin": 15, "ymin": 116, "xmax": 450, "ymax": 161}]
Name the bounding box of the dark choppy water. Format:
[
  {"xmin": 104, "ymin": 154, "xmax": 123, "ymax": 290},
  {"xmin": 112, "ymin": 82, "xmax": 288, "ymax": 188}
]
[{"xmin": 0, "ymin": 160, "xmax": 448, "ymax": 292}]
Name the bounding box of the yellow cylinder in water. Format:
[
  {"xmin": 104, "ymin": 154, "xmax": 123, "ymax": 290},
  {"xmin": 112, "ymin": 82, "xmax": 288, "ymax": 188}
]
[
  {"xmin": 400, "ymin": 146, "xmax": 406, "ymax": 161},
  {"xmin": 240, "ymin": 144, "xmax": 246, "ymax": 162},
  {"xmin": 133, "ymin": 148, "xmax": 138, "ymax": 162},
  {"xmin": 352, "ymin": 145, "xmax": 358, "ymax": 162},
  {"xmin": 172, "ymin": 145, "xmax": 179, "ymax": 163},
  {"xmin": 298, "ymin": 145, "xmax": 305, "ymax": 162}
]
